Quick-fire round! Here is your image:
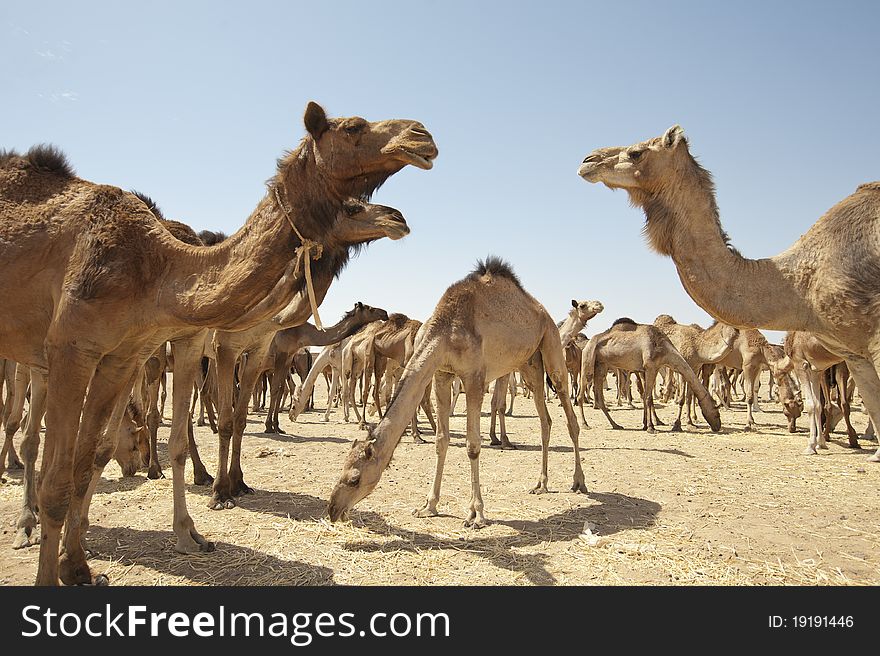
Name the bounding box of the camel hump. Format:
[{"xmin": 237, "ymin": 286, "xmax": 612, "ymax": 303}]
[
  {"xmin": 470, "ymin": 255, "xmax": 523, "ymax": 289},
  {"xmin": 856, "ymin": 181, "xmax": 880, "ymax": 194},
  {"xmin": 130, "ymin": 190, "xmax": 165, "ymax": 220},
  {"xmin": 611, "ymin": 317, "xmax": 638, "ymax": 328},
  {"xmin": 26, "ymin": 144, "xmax": 76, "ymax": 178}
]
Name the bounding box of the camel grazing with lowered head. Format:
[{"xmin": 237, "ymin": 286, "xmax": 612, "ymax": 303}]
[
  {"xmin": 652, "ymin": 315, "xmax": 737, "ymax": 431},
  {"xmin": 328, "ymin": 257, "xmax": 588, "ymax": 528},
  {"xmin": 0, "ymin": 102, "xmax": 436, "ymax": 585},
  {"xmin": 579, "ymin": 126, "xmax": 880, "ymax": 461},
  {"xmin": 489, "ymin": 298, "xmax": 603, "ymax": 448},
  {"xmin": 578, "ymin": 318, "xmax": 721, "ymax": 434}
]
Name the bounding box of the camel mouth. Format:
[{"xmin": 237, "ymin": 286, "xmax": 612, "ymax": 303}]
[
  {"xmin": 397, "ymin": 149, "xmax": 435, "ymax": 170},
  {"xmin": 578, "ymin": 162, "xmax": 600, "ymax": 181},
  {"xmin": 378, "ymin": 214, "xmax": 410, "ymax": 240},
  {"xmin": 327, "ymin": 501, "xmax": 349, "ymax": 523}
]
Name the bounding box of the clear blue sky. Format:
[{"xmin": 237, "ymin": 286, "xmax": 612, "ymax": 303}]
[{"xmin": 3, "ymin": 1, "xmax": 879, "ymax": 342}]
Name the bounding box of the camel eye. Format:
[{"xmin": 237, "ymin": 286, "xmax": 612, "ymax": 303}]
[
  {"xmin": 629, "ymin": 150, "xmax": 643, "ymax": 160},
  {"xmin": 344, "ymin": 123, "xmax": 365, "ymax": 135},
  {"xmin": 347, "ymin": 470, "xmax": 361, "ymax": 486}
]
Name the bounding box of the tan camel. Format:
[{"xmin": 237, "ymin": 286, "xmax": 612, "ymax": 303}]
[
  {"xmin": 579, "ymin": 126, "xmax": 880, "ymax": 461},
  {"xmin": 577, "ymin": 318, "xmax": 721, "ymax": 434},
  {"xmin": 710, "ymin": 329, "xmax": 795, "ymax": 431},
  {"xmin": 205, "ymin": 200, "xmax": 411, "ymax": 510},
  {"xmin": 0, "ymin": 103, "xmax": 436, "ymax": 585},
  {"xmin": 327, "ymin": 257, "xmax": 588, "ymax": 528},
  {"xmin": 652, "ymin": 315, "xmax": 737, "ymax": 431},
  {"xmin": 261, "ymin": 303, "xmax": 389, "ymax": 433},
  {"xmin": 785, "ymin": 331, "xmax": 864, "ymax": 453},
  {"xmin": 488, "ymin": 299, "xmax": 603, "ymax": 447}
]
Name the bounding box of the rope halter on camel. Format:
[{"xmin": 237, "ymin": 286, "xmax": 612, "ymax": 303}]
[{"xmin": 273, "ymin": 186, "xmax": 324, "ymax": 330}]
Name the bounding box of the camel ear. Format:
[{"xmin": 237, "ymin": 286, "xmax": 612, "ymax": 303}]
[
  {"xmin": 571, "ymin": 299, "xmax": 578, "ymax": 308},
  {"xmin": 350, "ymin": 438, "xmax": 360, "ymax": 449},
  {"xmin": 304, "ymin": 102, "xmax": 329, "ymax": 139},
  {"xmin": 356, "ymin": 302, "xmax": 363, "ymax": 310},
  {"xmin": 364, "ymin": 441, "xmax": 375, "ymax": 460},
  {"xmin": 662, "ymin": 125, "xmax": 685, "ymax": 149}
]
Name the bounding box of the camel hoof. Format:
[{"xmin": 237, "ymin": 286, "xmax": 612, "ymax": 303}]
[
  {"xmin": 818, "ymin": 443, "xmax": 829, "ymax": 450},
  {"xmin": 147, "ymin": 466, "xmax": 165, "ymax": 480},
  {"xmin": 464, "ymin": 517, "xmax": 488, "ymax": 529},
  {"xmin": 209, "ymin": 494, "xmax": 236, "ymax": 510},
  {"xmin": 174, "ymin": 537, "xmax": 216, "ymax": 554},
  {"xmin": 501, "ymin": 441, "xmax": 518, "ymax": 450},
  {"xmin": 867, "ymin": 453, "xmax": 880, "ymax": 463},
  {"xmin": 743, "ymin": 424, "xmax": 755, "ymax": 433},
  {"xmin": 529, "ymin": 484, "xmax": 549, "ymax": 495},
  {"xmin": 192, "ymin": 471, "xmax": 214, "ymax": 486},
  {"xmin": 489, "ymin": 437, "xmax": 501, "ymax": 446},
  {"xmin": 413, "ymin": 506, "xmax": 438, "ymax": 518},
  {"xmin": 412, "ymin": 435, "xmax": 428, "ymax": 445},
  {"xmin": 93, "ymin": 574, "xmax": 110, "ymax": 586},
  {"xmin": 848, "ymin": 437, "xmax": 860, "ymax": 449},
  {"xmin": 646, "ymin": 427, "xmax": 656, "ymax": 435},
  {"xmin": 6, "ymin": 458, "xmax": 23, "ymax": 471},
  {"xmin": 231, "ymin": 481, "xmax": 254, "ymax": 496},
  {"xmin": 802, "ymin": 447, "xmax": 818, "ymax": 456},
  {"xmin": 59, "ymin": 554, "xmax": 93, "ymax": 586},
  {"xmin": 12, "ymin": 527, "xmax": 39, "ymax": 549}
]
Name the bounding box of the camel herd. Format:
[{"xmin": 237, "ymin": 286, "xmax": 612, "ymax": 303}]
[{"xmin": 1, "ymin": 104, "xmax": 878, "ymax": 586}]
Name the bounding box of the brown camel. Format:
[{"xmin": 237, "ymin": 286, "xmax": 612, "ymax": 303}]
[
  {"xmin": 579, "ymin": 126, "xmax": 880, "ymax": 461},
  {"xmin": 288, "ymin": 334, "xmax": 368, "ymax": 423},
  {"xmin": 261, "ymin": 303, "xmax": 389, "ymax": 434},
  {"xmin": 785, "ymin": 331, "xmax": 863, "ymax": 453},
  {"xmin": 0, "ymin": 103, "xmax": 437, "ymax": 585},
  {"xmin": 327, "ymin": 257, "xmax": 588, "ymax": 528},
  {"xmin": 652, "ymin": 315, "xmax": 738, "ymax": 431},
  {"xmin": 489, "ymin": 298, "xmax": 603, "ymax": 447},
  {"xmin": 577, "ymin": 318, "xmax": 721, "ymax": 434},
  {"xmin": 205, "ymin": 200, "xmax": 411, "ymax": 510}
]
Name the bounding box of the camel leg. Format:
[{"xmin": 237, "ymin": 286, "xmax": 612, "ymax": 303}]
[
  {"xmin": 12, "ymin": 369, "xmax": 46, "ymax": 550},
  {"xmin": 421, "ymin": 382, "xmax": 437, "ymax": 434},
  {"xmin": 742, "ymin": 362, "xmax": 760, "ymax": 431},
  {"xmin": 841, "ymin": 356, "xmax": 880, "ymax": 462},
  {"xmin": 228, "ymin": 347, "xmax": 267, "ymax": 498},
  {"xmin": 210, "ymin": 345, "xmax": 237, "ymax": 509},
  {"xmin": 461, "ymin": 375, "xmax": 488, "ymax": 528},
  {"xmin": 159, "ymin": 369, "xmax": 168, "ymax": 422},
  {"xmin": 59, "ymin": 351, "xmax": 140, "ymax": 586},
  {"xmin": 642, "ymin": 367, "xmax": 658, "ymax": 434},
  {"xmin": 596, "ymin": 365, "xmax": 623, "ymax": 430},
  {"xmin": 414, "ymin": 372, "xmax": 453, "ymax": 518},
  {"xmin": 325, "ymin": 369, "xmax": 339, "ymax": 422},
  {"xmin": 165, "ymin": 340, "xmax": 215, "ymax": 552},
  {"xmin": 489, "ymin": 375, "xmax": 514, "ymax": 448},
  {"xmin": 801, "ymin": 368, "xmax": 826, "ymax": 454},
  {"xmin": 145, "ymin": 364, "xmax": 164, "ymax": 480},
  {"xmin": 838, "ymin": 368, "xmax": 859, "ymax": 447},
  {"xmin": 671, "ymin": 380, "xmax": 686, "ymax": 432},
  {"xmin": 174, "ymin": 341, "xmax": 212, "ymax": 486},
  {"xmin": 1, "ymin": 365, "xmax": 29, "ymax": 477}
]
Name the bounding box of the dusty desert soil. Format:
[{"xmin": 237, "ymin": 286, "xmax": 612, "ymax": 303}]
[{"xmin": 1, "ymin": 375, "xmax": 878, "ymax": 586}]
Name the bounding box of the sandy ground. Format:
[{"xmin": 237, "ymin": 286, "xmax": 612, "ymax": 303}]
[{"xmin": 1, "ymin": 375, "xmax": 878, "ymax": 586}]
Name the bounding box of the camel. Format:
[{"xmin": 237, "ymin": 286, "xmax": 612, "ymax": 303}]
[
  {"xmin": 652, "ymin": 315, "xmax": 737, "ymax": 431},
  {"xmin": 577, "ymin": 318, "xmax": 721, "ymax": 434},
  {"xmin": 0, "ymin": 360, "xmax": 26, "ymax": 474},
  {"xmin": 289, "ymin": 335, "xmax": 366, "ymax": 423},
  {"xmin": 204, "ymin": 199, "xmax": 411, "ymax": 510},
  {"xmin": 261, "ymin": 303, "xmax": 389, "ymax": 434},
  {"xmin": 489, "ymin": 299, "xmax": 603, "ymax": 447},
  {"xmin": 579, "ymin": 126, "xmax": 880, "ymax": 461},
  {"xmin": 327, "ymin": 257, "xmax": 588, "ymax": 528},
  {"xmin": 710, "ymin": 329, "xmax": 797, "ymax": 431},
  {"xmin": 0, "ymin": 102, "xmax": 437, "ymax": 585},
  {"xmin": 785, "ymin": 331, "xmax": 863, "ymax": 453}
]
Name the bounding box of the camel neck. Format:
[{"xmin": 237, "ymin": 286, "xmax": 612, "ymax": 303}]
[
  {"xmin": 645, "ymin": 165, "xmax": 815, "ymax": 332},
  {"xmin": 159, "ymin": 155, "xmax": 341, "ymax": 330},
  {"xmin": 558, "ymin": 312, "xmax": 583, "ymax": 348}
]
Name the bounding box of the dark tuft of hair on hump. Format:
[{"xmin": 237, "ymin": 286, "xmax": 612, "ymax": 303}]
[
  {"xmin": 130, "ymin": 190, "xmax": 165, "ymax": 221},
  {"xmin": 26, "ymin": 144, "xmax": 75, "ymax": 178},
  {"xmin": 470, "ymin": 255, "xmax": 523, "ymax": 289},
  {"xmin": 612, "ymin": 317, "xmax": 637, "ymax": 327},
  {"xmin": 197, "ymin": 229, "xmax": 229, "ymax": 245}
]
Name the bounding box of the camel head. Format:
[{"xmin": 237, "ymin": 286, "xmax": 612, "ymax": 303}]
[
  {"xmin": 302, "ymin": 102, "xmax": 438, "ymax": 197},
  {"xmin": 336, "ymin": 199, "xmax": 410, "ymax": 243},
  {"xmin": 349, "ymin": 301, "xmax": 389, "ymax": 325},
  {"xmin": 571, "ymin": 299, "xmax": 604, "ymax": 324},
  {"xmin": 578, "ymin": 125, "xmax": 689, "ymax": 195},
  {"xmin": 327, "ymin": 430, "xmax": 385, "ymax": 522},
  {"xmin": 114, "ymin": 415, "xmax": 149, "ymax": 477}
]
